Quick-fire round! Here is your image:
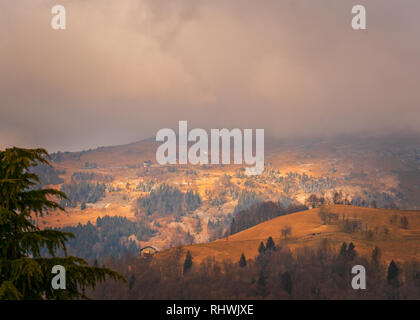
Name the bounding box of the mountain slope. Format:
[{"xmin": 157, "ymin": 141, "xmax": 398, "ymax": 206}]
[
  {"xmin": 36, "ymin": 134, "xmax": 420, "ymax": 251},
  {"xmin": 177, "ymin": 205, "xmax": 420, "ymax": 263}
]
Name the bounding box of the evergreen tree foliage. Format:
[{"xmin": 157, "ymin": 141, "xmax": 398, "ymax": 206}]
[
  {"xmin": 387, "ymin": 260, "xmax": 400, "ymax": 288},
  {"xmin": 137, "ymin": 184, "xmax": 201, "ymax": 216},
  {"xmin": 347, "ymin": 242, "xmax": 356, "ymax": 260},
  {"xmin": 185, "ymin": 190, "xmax": 202, "ymax": 212},
  {"xmin": 183, "ymin": 250, "xmax": 193, "ymax": 275},
  {"xmin": 50, "ymin": 215, "xmax": 151, "ymax": 261},
  {"xmin": 266, "ymin": 236, "xmax": 276, "ymax": 251},
  {"xmin": 233, "ymin": 190, "xmax": 261, "ymax": 214},
  {"xmin": 258, "ymin": 241, "xmax": 266, "ymax": 254},
  {"xmin": 281, "ymin": 271, "xmax": 292, "ymax": 295},
  {"xmin": 230, "ymin": 201, "xmax": 307, "ymax": 235},
  {"xmin": 239, "ymin": 253, "xmax": 247, "ymax": 267},
  {"xmin": 128, "ymin": 274, "xmax": 136, "ymax": 290},
  {"xmin": 60, "ymin": 181, "xmax": 106, "ymax": 208},
  {"xmin": 0, "ymin": 147, "xmax": 124, "ymax": 299},
  {"xmin": 90, "ymin": 240, "xmax": 420, "ymax": 300},
  {"xmin": 339, "ymin": 242, "xmax": 347, "ymax": 257},
  {"xmin": 257, "ymin": 269, "xmax": 268, "ymax": 296}
]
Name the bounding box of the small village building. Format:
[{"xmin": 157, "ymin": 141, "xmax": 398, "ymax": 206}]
[{"xmin": 140, "ymin": 246, "xmax": 158, "ymax": 257}]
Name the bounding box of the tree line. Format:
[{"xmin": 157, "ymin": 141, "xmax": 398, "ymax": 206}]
[
  {"xmin": 136, "ymin": 184, "xmax": 201, "ymax": 216},
  {"xmin": 71, "ymin": 171, "xmax": 113, "ymax": 183},
  {"xmin": 49, "ymin": 216, "xmax": 157, "ymax": 261},
  {"xmin": 89, "ymin": 238, "xmax": 420, "ymax": 299},
  {"xmin": 60, "ymin": 181, "xmax": 106, "ymax": 208},
  {"xmin": 230, "ymin": 201, "xmax": 307, "ymax": 235}
]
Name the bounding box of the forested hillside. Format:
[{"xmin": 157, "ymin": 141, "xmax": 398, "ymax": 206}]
[
  {"xmin": 90, "ymin": 239, "xmax": 420, "ymax": 299},
  {"xmin": 60, "ymin": 182, "xmax": 106, "ymax": 208},
  {"xmin": 230, "ymin": 201, "xmax": 308, "ymax": 235},
  {"xmin": 49, "ymin": 216, "xmax": 157, "ymax": 261},
  {"xmin": 136, "ymin": 184, "xmax": 201, "ymax": 216}
]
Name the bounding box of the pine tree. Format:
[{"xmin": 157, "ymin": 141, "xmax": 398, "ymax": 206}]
[
  {"xmin": 387, "ymin": 260, "xmax": 400, "ymax": 288},
  {"xmin": 0, "ymin": 147, "xmax": 124, "ymax": 299},
  {"xmin": 128, "ymin": 274, "xmax": 136, "ymax": 290},
  {"xmin": 257, "ymin": 269, "xmax": 268, "ymax": 296},
  {"xmin": 347, "ymin": 242, "xmax": 356, "ymax": 260},
  {"xmin": 239, "ymin": 253, "xmax": 247, "ymax": 267},
  {"xmin": 257, "ymin": 269, "xmax": 266, "ymax": 287},
  {"xmin": 183, "ymin": 250, "xmax": 193, "ymax": 274},
  {"xmin": 230, "ymin": 218, "xmax": 236, "ymax": 235},
  {"xmin": 258, "ymin": 241, "xmax": 266, "ymax": 254},
  {"xmin": 266, "ymin": 236, "xmax": 275, "ymax": 251},
  {"xmin": 339, "ymin": 242, "xmax": 347, "ymax": 257},
  {"xmin": 281, "ymin": 271, "xmax": 292, "ymax": 295}
]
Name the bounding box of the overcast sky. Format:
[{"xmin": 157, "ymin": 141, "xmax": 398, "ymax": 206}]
[{"xmin": 1, "ymin": 0, "xmax": 419, "ymax": 152}]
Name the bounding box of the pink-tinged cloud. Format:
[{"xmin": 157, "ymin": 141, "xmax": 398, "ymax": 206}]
[{"xmin": 1, "ymin": 0, "xmax": 419, "ymax": 151}]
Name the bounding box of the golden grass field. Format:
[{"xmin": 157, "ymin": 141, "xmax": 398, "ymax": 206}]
[
  {"xmin": 177, "ymin": 205, "xmax": 420, "ymax": 264},
  {"xmin": 35, "ymin": 203, "xmax": 136, "ymax": 228}
]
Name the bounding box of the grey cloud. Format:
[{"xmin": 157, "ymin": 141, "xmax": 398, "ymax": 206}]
[{"xmin": 0, "ymin": 0, "xmax": 419, "ymax": 151}]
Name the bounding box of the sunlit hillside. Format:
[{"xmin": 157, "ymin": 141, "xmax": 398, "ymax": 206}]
[
  {"xmin": 177, "ymin": 205, "xmax": 420, "ymax": 264},
  {"xmin": 34, "ymin": 134, "xmax": 420, "ymax": 252}
]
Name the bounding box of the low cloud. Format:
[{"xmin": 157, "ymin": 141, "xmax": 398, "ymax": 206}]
[{"xmin": 1, "ymin": 0, "xmax": 419, "ymax": 151}]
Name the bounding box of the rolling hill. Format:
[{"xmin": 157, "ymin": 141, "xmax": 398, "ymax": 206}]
[
  {"xmin": 34, "ymin": 133, "xmax": 420, "ymax": 253},
  {"xmin": 177, "ymin": 205, "xmax": 420, "ymax": 264}
]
